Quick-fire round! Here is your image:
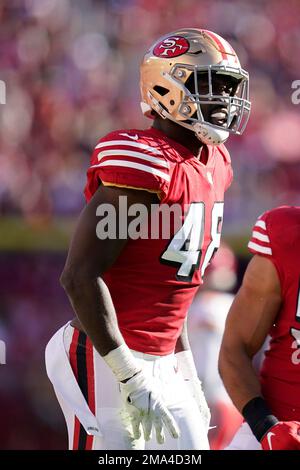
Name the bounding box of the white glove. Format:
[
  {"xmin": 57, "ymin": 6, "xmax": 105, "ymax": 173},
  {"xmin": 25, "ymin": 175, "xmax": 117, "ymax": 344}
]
[
  {"xmin": 120, "ymin": 370, "xmax": 180, "ymax": 444},
  {"xmin": 176, "ymin": 350, "xmax": 211, "ymax": 432},
  {"xmin": 103, "ymin": 343, "xmax": 180, "ymax": 444}
]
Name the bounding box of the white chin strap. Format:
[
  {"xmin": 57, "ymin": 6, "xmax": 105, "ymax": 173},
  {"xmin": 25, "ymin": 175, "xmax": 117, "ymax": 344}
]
[
  {"xmin": 161, "ymin": 109, "xmax": 229, "ymax": 146},
  {"xmin": 192, "ymin": 122, "xmax": 229, "ymax": 145},
  {"xmin": 143, "ymin": 98, "xmax": 230, "ymax": 146}
]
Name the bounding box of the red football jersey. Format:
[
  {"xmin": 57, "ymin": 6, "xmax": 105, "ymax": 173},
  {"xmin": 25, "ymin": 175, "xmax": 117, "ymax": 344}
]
[
  {"xmin": 85, "ymin": 127, "xmax": 233, "ymax": 355},
  {"xmin": 248, "ymin": 206, "xmax": 300, "ymax": 419}
]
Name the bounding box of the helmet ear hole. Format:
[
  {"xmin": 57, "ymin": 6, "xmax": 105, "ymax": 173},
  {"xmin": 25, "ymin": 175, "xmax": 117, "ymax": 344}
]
[{"xmin": 153, "ymin": 85, "xmax": 169, "ymax": 96}]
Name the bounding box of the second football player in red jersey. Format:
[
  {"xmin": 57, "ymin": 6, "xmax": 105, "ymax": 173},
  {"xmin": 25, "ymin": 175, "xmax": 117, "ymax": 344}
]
[
  {"xmin": 45, "ymin": 28, "xmax": 250, "ymax": 450},
  {"xmin": 219, "ymin": 206, "xmax": 300, "ymax": 450}
]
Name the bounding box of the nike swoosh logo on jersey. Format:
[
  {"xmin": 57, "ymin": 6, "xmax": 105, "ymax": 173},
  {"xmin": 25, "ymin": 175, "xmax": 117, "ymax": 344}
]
[
  {"xmin": 120, "ymin": 133, "xmax": 139, "ymax": 140},
  {"xmin": 267, "ymin": 431, "xmax": 275, "ymax": 450}
]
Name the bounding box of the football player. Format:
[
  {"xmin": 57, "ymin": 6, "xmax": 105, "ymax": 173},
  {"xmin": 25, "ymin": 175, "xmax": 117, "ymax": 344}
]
[
  {"xmin": 45, "ymin": 28, "xmax": 250, "ymax": 450},
  {"xmin": 219, "ymin": 206, "xmax": 300, "ymax": 450}
]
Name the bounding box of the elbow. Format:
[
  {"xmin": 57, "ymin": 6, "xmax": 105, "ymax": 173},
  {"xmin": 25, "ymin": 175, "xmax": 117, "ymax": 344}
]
[
  {"xmin": 60, "ymin": 265, "xmax": 97, "ymax": 295},
  {"xmin": 60, "ymin": 268, "xmax": 71, "ymax": 292},
  {"xmin": 60, "ymin": 267, "xmax": 78, "ymax": 294}
]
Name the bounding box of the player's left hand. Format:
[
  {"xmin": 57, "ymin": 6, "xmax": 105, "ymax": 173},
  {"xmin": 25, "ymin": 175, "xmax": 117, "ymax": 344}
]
[{"xmin": 261, "ymin": 421, "xmax": 300, "ymax": 450}]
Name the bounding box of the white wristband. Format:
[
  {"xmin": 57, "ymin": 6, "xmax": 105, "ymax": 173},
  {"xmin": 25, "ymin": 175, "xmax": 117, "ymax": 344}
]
[
  {"xmin": 103, "ymin": 344, "xmax": 140, "ymax": 382},
  {"xmin": 175, "ymin": 350, "xmax": 198, "ymax": 380}
]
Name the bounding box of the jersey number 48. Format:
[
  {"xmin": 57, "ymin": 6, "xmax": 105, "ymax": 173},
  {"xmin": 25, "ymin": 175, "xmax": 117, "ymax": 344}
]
[{"xmin": 160, "ymin": 202, "xmax": 224, "ymax": 282}]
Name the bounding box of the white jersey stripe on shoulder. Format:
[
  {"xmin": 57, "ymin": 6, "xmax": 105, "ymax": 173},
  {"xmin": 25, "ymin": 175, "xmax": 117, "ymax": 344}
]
[
  {"xmin": 248, "ymin": 241, "xmax": 272, "ymax": 255},
  {"xmin": 254, "ymin": 220, "xmax": 267, "ymax": 230},
  {"xmin": 95, "ymin": 140, "xmax": 163, "ymax": 156},
  {"xmin": 252, "ymin": 231, "xmax": 270, "ymax": 243},
  {"xmin": 97, "ymin": 149, "xmax": 169, "ymax": 168},
  {"xmin": 91, "ymin": 160, "xmax": 170, "ymax": 182}
]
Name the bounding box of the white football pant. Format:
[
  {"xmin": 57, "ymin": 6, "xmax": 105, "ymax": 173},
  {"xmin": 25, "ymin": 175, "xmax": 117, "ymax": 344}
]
[{"xmin": 45, "ymin": 322, "xmax": 209, "ymax": 450}]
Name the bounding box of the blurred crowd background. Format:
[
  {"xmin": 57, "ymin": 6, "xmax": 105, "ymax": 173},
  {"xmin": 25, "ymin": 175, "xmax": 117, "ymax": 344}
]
[{"xmin": 0, "ymin": 0, "xmax": 299, "ymax": 449}]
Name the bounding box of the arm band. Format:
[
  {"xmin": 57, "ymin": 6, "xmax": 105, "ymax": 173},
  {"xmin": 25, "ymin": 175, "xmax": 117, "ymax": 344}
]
[
  {"xmin": 242, "ymin": 396, "xmax": 278, "ymax": 441},
  {"xmin": 103, "ymin": 344, "xmax": 140, "ymax": 382}
]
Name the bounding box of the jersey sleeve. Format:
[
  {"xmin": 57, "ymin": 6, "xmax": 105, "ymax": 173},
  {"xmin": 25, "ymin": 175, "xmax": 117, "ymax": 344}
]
[
  {"xmin": 248, "ymin": 212, "xmax": 273, "ymax": 258},
  {"xmin": 84, "ymin": 131, "xmax": 170, "ymax": 202},
  {"xmin": 249, "ymin": 207, "xmax": 300, "ymax": 289},
  {"xmin": 247, "ymin": 209, "xmax": 285, "ymax": 286}
]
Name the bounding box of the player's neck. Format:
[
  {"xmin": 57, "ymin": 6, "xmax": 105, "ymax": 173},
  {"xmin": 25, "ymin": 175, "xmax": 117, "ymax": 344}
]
[{"xmin": 152, "ymin": 117, "xmax": 203, "ymax": 158}]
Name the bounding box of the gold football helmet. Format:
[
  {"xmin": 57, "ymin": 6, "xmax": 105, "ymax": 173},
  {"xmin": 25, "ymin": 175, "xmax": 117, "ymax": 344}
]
[{"xmin": 140, "ymin": 28, "xmax": 251, "ymax": 145}]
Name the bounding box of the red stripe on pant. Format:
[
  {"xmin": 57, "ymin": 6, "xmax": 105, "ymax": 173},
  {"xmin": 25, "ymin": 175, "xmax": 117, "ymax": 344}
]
[
  {"xmin": 86, "ymin": 336, "xmax": 96, "ymax": 450},
  {"xmin": 69, "ymin": 328, "xmax": 96, "ymax": 450}
]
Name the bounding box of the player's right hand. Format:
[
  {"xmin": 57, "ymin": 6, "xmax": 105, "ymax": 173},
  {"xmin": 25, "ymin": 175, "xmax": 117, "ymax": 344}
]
[
  {"xmin": 119, "ymin": 370, "xmax": 180, "ymax": 444},
  {"xmin": 261, "ymin": 421, "xmax": 300, "ymax": 450}
]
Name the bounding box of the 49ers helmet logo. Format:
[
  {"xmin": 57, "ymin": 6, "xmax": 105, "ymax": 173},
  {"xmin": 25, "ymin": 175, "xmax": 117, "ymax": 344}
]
[{"xmin": 153, "ymin": 36, "xmax": 190, "ymax": 58}]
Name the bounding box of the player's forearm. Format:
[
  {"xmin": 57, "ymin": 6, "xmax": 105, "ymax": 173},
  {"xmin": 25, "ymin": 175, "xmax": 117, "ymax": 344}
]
[
  {"xmin": 61, "ymin": 270, "xmax": 124, "ymax": 356},
  {"xmin": 218, "ymin": 343, "xmax": 261, "ymax": 413}
]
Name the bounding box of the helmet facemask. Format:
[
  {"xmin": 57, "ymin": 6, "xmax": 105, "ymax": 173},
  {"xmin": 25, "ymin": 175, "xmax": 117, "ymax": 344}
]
[{"xmin": 152, "ymin": 63, "xmax": 250, "ymax": 145}]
